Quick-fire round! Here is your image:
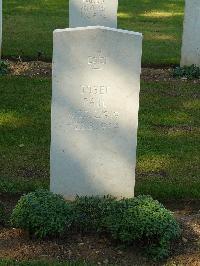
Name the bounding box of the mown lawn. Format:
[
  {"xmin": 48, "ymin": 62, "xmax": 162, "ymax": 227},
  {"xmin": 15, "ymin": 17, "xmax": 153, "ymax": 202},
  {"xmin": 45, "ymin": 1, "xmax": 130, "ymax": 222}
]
[
  {"xmin": 0, "ymin": 76, "xmax": 199, "ymax": 199},
  {"xmin": 2, "ymin": 0, "xmax": 184, "ymax": 65}
]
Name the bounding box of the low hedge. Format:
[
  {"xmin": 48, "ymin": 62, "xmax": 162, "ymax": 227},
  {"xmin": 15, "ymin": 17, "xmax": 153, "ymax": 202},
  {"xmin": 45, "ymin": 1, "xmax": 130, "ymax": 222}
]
[
  {"xmin": 11, "ymin": 190, "xmax": 181, "ymax": 260},
  {"xmin": 72, "ymin": 195, "xmax": 115, "ymax": 232},
  {"xmin": 10, "ymin": 190, "xmax": 73, "ymax": 238},
  {"xmin": 104, "ymin": 195, "xmax": 181, "ymax": 260}
]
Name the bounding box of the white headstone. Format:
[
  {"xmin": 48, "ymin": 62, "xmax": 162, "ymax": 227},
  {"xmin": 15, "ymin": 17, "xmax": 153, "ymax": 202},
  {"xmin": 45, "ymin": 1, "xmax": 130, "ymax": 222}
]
[
  {"xmin": 0, "ymin": 0, "xmax": 2, "ymax": 58},
  {"xmin": 51, "ymin": 26, "xmax": 142, "ymax": 199},
  {"xmin": 181, "ymin": 0, "xmax": 200, "ymax": 67},
  {"xmin": 69, "ymin": 0, "xmax": 118, "ymax": 28}
]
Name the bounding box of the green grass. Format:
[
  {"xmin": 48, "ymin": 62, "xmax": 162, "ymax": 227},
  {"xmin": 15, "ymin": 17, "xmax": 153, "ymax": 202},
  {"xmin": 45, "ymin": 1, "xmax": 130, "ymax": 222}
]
[
  {"xmin": 136, "ymin": 81, "xmax": 200, "ymax": 199},
  {"xmin": 0, "ymin": 76, "xmax": 199, "ymax": 199},
  {"xmin": 0, "ymin": 77, "xmax": 50, "ymax": 193},
  {"xmin": 2, "ymin": 0, "xmax": 184, "ymax": 65}
]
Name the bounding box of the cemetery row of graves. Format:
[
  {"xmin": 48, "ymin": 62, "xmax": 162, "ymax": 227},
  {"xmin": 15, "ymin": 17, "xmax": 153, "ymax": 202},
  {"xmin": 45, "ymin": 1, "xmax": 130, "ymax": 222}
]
[{"xmin": 0, "ymin": 0, "xmax": 200, "ymax": 265}]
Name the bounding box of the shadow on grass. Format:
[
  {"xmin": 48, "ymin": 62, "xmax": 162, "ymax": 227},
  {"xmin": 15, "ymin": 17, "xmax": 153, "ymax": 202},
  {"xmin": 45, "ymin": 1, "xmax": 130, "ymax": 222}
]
[
  {"xmin": 3, "ymin": 0, "xmax": 184, "ymax": 64},
  {"xmin": 118, "ymin": 0, "xmax": 184, "ymax": 65}
]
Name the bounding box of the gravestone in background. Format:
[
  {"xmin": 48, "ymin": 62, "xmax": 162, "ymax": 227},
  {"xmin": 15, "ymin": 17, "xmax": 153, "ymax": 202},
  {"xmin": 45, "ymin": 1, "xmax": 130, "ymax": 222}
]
[
  {"xmin": 51, "ymin": 26, "xmax": 142, "ymax": 199},
  {"xmin": 0, "ymin": 0, "xmax": 2, "ymax": 58},
  {"xmin": 181, "ymin": 0, "xmax": 200, "ymax": 67},
  {"xmin": 69, "ymin": 0, "xmax": 118, "ymax": 28}
]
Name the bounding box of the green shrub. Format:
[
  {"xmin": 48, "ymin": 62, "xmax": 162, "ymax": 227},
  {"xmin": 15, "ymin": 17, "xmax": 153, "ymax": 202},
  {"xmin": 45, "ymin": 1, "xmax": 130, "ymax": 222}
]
[
  {"xmin": 104, "ymin": 195, "xmax": 181, "ymax": 260},
  {"xmin": 10, "ymin": 192, "xmax": 181, "ymax": 261},
  {"xmin": 73, "ymin": 196, "xmax": 115, "ymax": 232},
  {"xmin": 72, "ymin": 195, "xmax": 180, "ymax": 260},
  {"xmin": 10, "ymin": 190, "xmax": 73, "ymax": 238},
  {"xmin": 0, "ymin": 61, "xmax": 10, "ymax": 75},
  {"xmin": 172, "ymin": 65, "xmax": 200, "ymax": 79}
]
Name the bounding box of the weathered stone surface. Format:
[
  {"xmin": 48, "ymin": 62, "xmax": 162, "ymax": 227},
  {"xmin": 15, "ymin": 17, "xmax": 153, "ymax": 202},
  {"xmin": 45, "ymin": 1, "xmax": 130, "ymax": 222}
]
[
  {"xmin": 69, "ymin": 0, "xmax": 118, "ymax": 28},
  {"xmin": 51, "ymin": 26, "xmax": 142, "ymax": 199},
  {"xmin": 181, "ymin": 0, "xmax": 200, "ymax": 67}
]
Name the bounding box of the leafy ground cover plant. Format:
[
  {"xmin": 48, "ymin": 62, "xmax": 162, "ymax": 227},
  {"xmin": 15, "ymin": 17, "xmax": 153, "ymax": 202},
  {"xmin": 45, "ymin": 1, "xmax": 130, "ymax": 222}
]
[
  {"xmin": 72, "ymin": 195, "xmax": 181, "ymax": 260},
  {"xmin": 73, "ymin": 196, "xmax": 115, "ymax": 232},
  {"xmin": 172, "ymin": 65, "xmax": 200, "ymax": 79},
  {"xmin": 104, "ymin": 195, "xmax": 181, "ymax": 260},
  {"xmin": 10, "ymin": 192, "xmax": 181, "ymax": 261},
  {"xmin": 10, "ymin": 190, "xmax": 73, "ymax": 238},
  {"xmin": 0, "ymin": 61, "xmax": 10, "ymax": 75}
]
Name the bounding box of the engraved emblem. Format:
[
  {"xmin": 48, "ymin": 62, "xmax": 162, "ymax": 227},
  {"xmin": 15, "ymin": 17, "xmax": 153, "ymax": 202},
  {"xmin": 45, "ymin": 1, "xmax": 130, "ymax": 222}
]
[{"xmin": 88, "ymin": 51, "xmax": 107, "ymax": 70}]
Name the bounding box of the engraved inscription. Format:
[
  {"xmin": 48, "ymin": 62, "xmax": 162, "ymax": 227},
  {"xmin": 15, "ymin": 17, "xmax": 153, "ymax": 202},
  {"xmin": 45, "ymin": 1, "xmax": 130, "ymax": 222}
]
[
  {"xmin": 81, "ymin": 84, "xmax": 108, "ymax": 108},
  {"xmin": 81, "ymin": 0, "xmax": 106, "ymax": 19},
  {"xmin": 82, "ymin": 96, "xmax": 107, "ymax": 109},
  {"xmin": 81, "ymin": 85, "xmax": 108, "ymax": 95},
  {"xmin": 66, "ymin": 84, "xmax": 120, "ymax": 131},
  {"xmin": 66, "ymin": 109, "xmax": 119, "ymax": 131},
  {"xmin": 88, "ymin": 51, "xmax": 107, "ymax": 70}
]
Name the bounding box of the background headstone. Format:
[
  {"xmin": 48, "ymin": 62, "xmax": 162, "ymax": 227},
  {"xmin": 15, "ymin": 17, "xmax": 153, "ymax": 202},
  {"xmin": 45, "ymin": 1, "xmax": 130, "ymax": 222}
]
[
  {"xmin": 0, "ymin": 0, "xmax": 2, "ymax": 58},
  {"xmin": 51, "ymin": 26, "xmax": 142, "ymax": 199},
  {"xmin": 69, "ymin": 0, "xmax": 118, "ymax": 28},
  {"xmin": 181, "ymin": 0, "xmax": 200, "ymax": 67}
]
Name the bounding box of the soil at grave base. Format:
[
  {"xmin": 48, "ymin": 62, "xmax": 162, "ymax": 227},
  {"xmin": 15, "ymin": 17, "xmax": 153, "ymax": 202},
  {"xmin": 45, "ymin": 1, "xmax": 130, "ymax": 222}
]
[
  {"xmin": 0, "ymin": 194, "xmax": 200, "ymax": 266},
  {"xmin": 4, "ymin": 59, "xmax": 200, "ymax": 83}
]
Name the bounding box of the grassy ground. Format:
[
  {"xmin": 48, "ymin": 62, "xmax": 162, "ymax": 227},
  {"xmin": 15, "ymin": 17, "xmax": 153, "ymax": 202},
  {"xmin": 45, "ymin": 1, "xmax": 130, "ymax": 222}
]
[
  {"xmin": 0, "ymin": 76, "xmax": 199, "ymax": 200},
  {"xmin": 2, "ymin": 0, "xmax": 184, "ymax": 65}
]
